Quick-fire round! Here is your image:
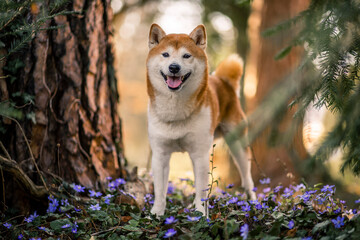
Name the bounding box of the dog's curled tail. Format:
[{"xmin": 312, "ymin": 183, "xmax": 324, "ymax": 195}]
[{"xmin": 214, "ymin": 54, "xmax": 244, "ymax": 92}]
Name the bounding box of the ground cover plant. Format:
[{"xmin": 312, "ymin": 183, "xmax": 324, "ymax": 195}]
[{"xmin": 1, "ymin": 172, "xmax": 360, "ymax": 239}]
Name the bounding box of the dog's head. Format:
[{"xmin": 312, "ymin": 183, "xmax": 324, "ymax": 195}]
[{"xmin": 146, "ymin": 24, "xmax": 208, "ymax": 95}]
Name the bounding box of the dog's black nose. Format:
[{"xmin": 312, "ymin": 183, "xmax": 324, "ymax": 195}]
[{"xmin": 169, "ymin": 63, "xmax": 181, "ymax": 74}]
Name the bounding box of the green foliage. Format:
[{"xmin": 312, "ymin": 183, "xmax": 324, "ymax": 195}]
[
  {"xmin": 1, "ymin": 178, "xmax": 360, "ymax": 239},
  {"xmin": 251, "ymin": 0, "xmax": 360, "ymax": 175}
]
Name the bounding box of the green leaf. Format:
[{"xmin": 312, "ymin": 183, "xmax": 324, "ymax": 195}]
[
  {"xmin": 50, "ymin": 218, "xmax": 71, "ymax": 231},
  {"xmin": 312, "ymin": 220, "xmax": 331, "ymax": 234},
  {"xmin": 122, "ymin": 224, "xmax": 141, "ymax": 232},
  {"xmin": 274, "ymin": 46, "xmax": 292, "ymax": 60}
]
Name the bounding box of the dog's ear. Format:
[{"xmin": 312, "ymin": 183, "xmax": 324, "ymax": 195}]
[
  {"xmin": 149, "ymin": 24, "xmax": 166, "ymax": 49},
  {"xmin": 189, "ymin": 25, "xmax": 207, "ymax": 50}
]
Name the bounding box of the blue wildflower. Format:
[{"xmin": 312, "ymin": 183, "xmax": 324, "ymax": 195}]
[
  {"xmin": 237, "ymin": 200, "xmax": 245, "ymax": 206},
  {"xmin": 72, "ymin": 222, "xmax": 78, "ymax": 234},
  {"xmin": 302, "ymin": 237, "xmax": 312, "ymax": 240},
  {"xmin": 331, "ymin": 216, "xmax": 345, "ymax": 228},
  {"xmin": 293, "ymin": 183, "xmax": 306, "ymax": 191},
  {"xmin": 240, "ymin": 223, "xmax": 249, "ymax": 239},
  {"xmin": 89, "ymin": 203, "xmax": 101, "ymax": 211},
  {"xmin": 3, "ymin": 222, "xmax": 11, "ymax": 229},
  {"xmin": 252, "ymin": 187, "xmax": 257, "ymax": 192},
  {"xmin": 242, "ymin": 204, "xmax": 251, "ymax": 212},
  {"xmin": 167, "ymin": 182, "xmax": 175, "ymax": 194},
  {"xmin": 47, "ymin": 197, "xmax": 59, "ymax": 213},
  {"xmin": 186, "ymin": 215, "xmax": 201, "ymax": 222},
  {"xmin": 273, "ymin": 186, "xmax": 283, "ymax": 193},
  {"xmin": 62, "ymin": 224, "xmax": 71, "ymax": 228},
  {"xmin": 89, "ymin": 190, "xmax": 102, "ymax": 198},
  {"xmin": 355, "ymin": 199, "xmax": 360, "ymax": 204},
  {"xmin": 74, "ymin": 206, "xmax": 81, "ymax": 212},
  {"xmin": 116, "ymin": 178, "xmax": 126, "ymax": 185},
  {"xmin": 61, "ymin": 199, "xmax": 69, "ymax": 206},
  {"xmin": 165, "ymin": 216, "xmax": 178, "ymax": 225},
  {"xmin": 255, "ymin": 203, "xmax": 262, "ymax": 210},
  {"xmin": 227, "ymin": 197, "xmax": 238, "ymax": 204},
  {"xmin": 288, "ymin": 220, "xmax": 295, "ymax": 229},
  {"xmin": 321, "ymin": 185, "xmax": 335, "ymax": 193},
  {"xmin": 38, "ymin": 226, "xmax": 46, "ymax": 231},
  {"xmin": 17, "ymin": 234, "xmax": 23, "ymax": 239},
  {"xmin": 108, "ymin": 181, "xmax": 117, "ymax": 190},
  {"xmin": 72, "ymin": 184, "xmax": 85, "ymax": 193},
  {"xmin": 263, "ymin": 187, "xmax": 271, "ymax": 193},
  {"xmin": 259, "ymin": 178, "xmax": 270, "ymax": 184},
  {"xmin": 163, "ymin": 228, "xmax": 177, "ymax": 238},
  {"xmin": 226, "ymin": 183, "xmax": 234, "ymax": 189}
]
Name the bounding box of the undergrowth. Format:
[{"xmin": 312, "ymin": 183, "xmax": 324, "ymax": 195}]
[{"xmin": 1, "ymin": 175, "xmax": 360, "ymax": 239}]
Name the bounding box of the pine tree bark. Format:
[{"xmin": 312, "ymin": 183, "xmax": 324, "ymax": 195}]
[
  {"xmin": 0, "ymin": 0, "xmax": 124, "ymax": 211},
  {"xmin": 246, "ymin": 0, "xmax": 309, "ymax": 184}
]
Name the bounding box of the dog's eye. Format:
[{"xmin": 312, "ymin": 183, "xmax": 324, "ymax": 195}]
[
  {"xmin": 183, "ymin": 53, "xmax": 191, "ymax": 59},
  {"xmin": 162, "ymin": 52, "xmax": 169, "ymax": 57}
]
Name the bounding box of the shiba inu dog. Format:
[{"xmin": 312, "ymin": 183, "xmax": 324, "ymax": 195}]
[{"xmin": 146, "ymin": 24, "xmax": 255, "ymax": 216}]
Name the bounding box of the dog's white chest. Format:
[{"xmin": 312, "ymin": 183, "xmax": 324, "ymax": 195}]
[{"xmin": 148, "ymin": 100, "xmax": 212, "ymax": 152}]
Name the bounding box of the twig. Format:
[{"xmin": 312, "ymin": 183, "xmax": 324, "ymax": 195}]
[
  {"xmin": 249, "ymin": 146, "xmax": 267, "ymax": 178},
  {"xmin": 3, "ymin": 116, "xmax": 49, "ymax": 192},
  {"xmin": 0, "ymin": 141, "xmax": 11, "ymax": 160},
  {"xmin": 0, "ymin": 165, "xmax": 6, "ymax": 210}
]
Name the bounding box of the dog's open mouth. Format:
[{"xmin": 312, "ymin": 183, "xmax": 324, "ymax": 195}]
[{"xmin": 160, "ymin": 71, "xmax": 191, "ymax": 90}]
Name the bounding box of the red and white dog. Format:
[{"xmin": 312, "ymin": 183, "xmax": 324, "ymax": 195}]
[{"xmin": 146, "ymin": 24, "xmax": 255, "ymax": 216}]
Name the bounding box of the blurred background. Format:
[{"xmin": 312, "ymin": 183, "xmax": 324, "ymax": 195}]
[{"xmin": 110, "ymin": 0, "xmax": 360, "ymax": 201}]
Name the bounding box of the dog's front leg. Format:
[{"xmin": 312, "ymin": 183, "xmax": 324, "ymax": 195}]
[
  {"xmin": 189, "ymin": 152, "xmax": 209, "ymax": 216},
  {"xmin": 150, "ymin": 151, "xmax": 171, "ymax": 216}
]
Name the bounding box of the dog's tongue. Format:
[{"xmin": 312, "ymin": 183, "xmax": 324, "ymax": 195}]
[{"xmin": 167, "ymin": 76, "xmax": 182, "ymax": 88}]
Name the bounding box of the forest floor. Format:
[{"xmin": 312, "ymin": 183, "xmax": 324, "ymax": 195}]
[{"xmin": 1, "ymin": 174, "xmax": 360, "ymax": 240}]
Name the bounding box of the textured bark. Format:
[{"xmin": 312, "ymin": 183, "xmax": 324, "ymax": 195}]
[
  {"xmin": 1, "ymin": 0, "xmax": 124, "ymax": 210},
  {"xmin": 247, "ymin": 0, "xmax": 309, "ymax": 184}
]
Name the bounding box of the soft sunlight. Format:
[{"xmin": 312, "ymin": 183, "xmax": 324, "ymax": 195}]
[{"xmin": 155, "ymin": 0, "xmax": 203, "ymax": 34}]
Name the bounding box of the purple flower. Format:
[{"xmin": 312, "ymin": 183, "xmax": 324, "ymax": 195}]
[
  {"xmin": 226, "ymin": 183, "xmax": 234, "ymax": 189},
  {"xmin": 74, "ymin": 206, "xmax": 81, "ymax": 212},
  {"xmin": 116, "ymin": 178, "xmax": 126, "ymax": 185},
  {"xmin": 331, "ymin": 216, "xmax": 345, "ymax": 228},
  {"xmin": 165, "ymin": 216, "xmax": 178, "ymax": 225},
  {"xmin": 252, "ymin": 187, "xmax": 258, "ymax": 192},
  {"xmin": 240, "ymin": 223, "xmax": 249, "ymax": 239},
  {"xmin": 288, "ymin": 220, "xmax": 295, "ymax": 229},
  {"xmin": 62, "ymin": 224, "xmax": 71, "ymax": 228},
  {"xmin": 302, "ymin": 237, "xmax": 312, "ymax": 240},
  {"xmin": 274, "ymin": 186, "xmax": 283, "ymax": 193},
  {"xmin": 227, "ymin": 197, "xmax": 238, "ymax": 204},
  {"xmin": 263, "ymin": 187, "xmax": 271, "ymax": 193},
  {"xmin": 106, "ymin": 176, "xmax": 113, "ymax": 181},
  {"xmin": 38, "ymin": 226, "xmax": 46, "ymax": 231},
  {"xmin": 321, "ymin": 185, "xmax": 335, "ymax": 193},
  {"xmin": 3, "ymin": 222, "xmax": 11, "ymax": 229},
  {"xmin": 47, "ymin": 197, "xmax": 59, "ymax": 213},
  {"xmin": 293, "ymin": 183, "xmax": 306, "ymax": 191},
  {"xmin": 72, "ymin": 184, "xmax": 85, "ymax": 193},
  {"xmin": 237, "ymin": 200, "xmax": 245, "ymax": 206},
  {"xmin": 61, "ymin": 199, "xmax": 69, "ymax": 206},
  {"xmin": 259, "ymin": 178, "xmax": 270, "ymax": 184},
  {"xmin": 17, "ymin": 234, "xmax": 23, "ymax": 239},
  {"xmin": 89, "ymin": 190, "xmax": 102, "ymax": 198},
  {"xmin": 186, "ymin": 215, "xmax": 201, "ymax": 222},
  {"xmin": 255, "ymin": 203, "xmax": 262, "ymax": 210},
  {"xmin": 355, "ymin": 199, "xmax": 360, "ymax": 204},
  {"xmin": 242, "ymin": 204, "xmax": 251, "ymax": 212},
  {"xmin": 201, "ymin": 198, "xmax": 209, "ymax": 202},
  {"xmin": 89, "ymin": 203, "xmax": 101, "ymax": 211},
  {"xmin": 72, "ymin": 222, "xmax": 78, "ymax": 233},
  {"xmin": 108, "ymin": 181, "xmax": 117, "ymax": 190},
  {"xmin": 167, "ymin": 182, "xmax": 175, "ymax": 194},
  {"xmin": 30, "ymin": 238, "xmax": 41, "ymax": 240},
  {"xmin": 163, "ymin": 228, "xmax": 177, "ymax": 238}
]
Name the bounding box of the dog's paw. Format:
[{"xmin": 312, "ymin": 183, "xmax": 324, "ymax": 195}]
[
  {"xmin": 150, "ymin": 206, "xmax": 165, "ymax": 217},
  {"xmin": 246, "ymin": 189, "xmax": 257, "ymax": 201}
]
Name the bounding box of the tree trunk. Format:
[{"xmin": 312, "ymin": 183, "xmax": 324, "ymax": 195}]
[
  {"xmin": 245, "ymin": 0, "xmax": 309, "ymax": 184},
  {"xmin": 0, "ymin": 0, "xmax": 124, "ymax": 212}
]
